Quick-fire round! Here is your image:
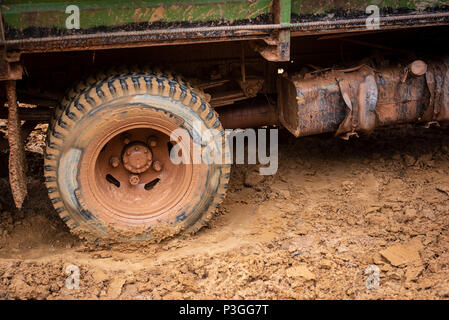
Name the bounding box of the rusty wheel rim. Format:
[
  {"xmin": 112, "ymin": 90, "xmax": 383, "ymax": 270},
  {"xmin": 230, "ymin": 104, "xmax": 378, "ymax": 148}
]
[{"xmin": 84, "ymin": 119, "xmax": 194, "ymax": 223}]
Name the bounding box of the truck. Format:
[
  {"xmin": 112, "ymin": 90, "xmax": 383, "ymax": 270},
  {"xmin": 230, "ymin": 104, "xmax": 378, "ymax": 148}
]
[{"xmin": 0, "ymin": 0, "xmax": 448, "ymax": 241}]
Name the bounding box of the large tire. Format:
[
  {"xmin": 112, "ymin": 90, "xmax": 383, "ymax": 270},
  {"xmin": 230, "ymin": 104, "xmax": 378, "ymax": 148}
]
[{"xmin": 44, "ymin": 68, "xmax": 230, "ymax": 242}]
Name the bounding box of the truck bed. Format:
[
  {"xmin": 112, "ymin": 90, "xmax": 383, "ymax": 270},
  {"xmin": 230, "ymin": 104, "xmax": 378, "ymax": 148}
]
[{"xmin": 2, "ymin": 0, "xmax": 449, "ymax": 53}]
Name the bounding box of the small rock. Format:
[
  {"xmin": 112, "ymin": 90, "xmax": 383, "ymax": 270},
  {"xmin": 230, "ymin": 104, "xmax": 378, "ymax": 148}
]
[
  {"xmin": 403, "ymin": 154, "xmax": 416, "ymax": 167},
  {"xmin": 426, "ymin": 261, "xmax": 441, "ymax": 274},
  {"xmin": 318, "ymin": 259, "xmax": 333, "ymax": 270},
  {"xmin": 286, "ymin": 264, "xmax": 316, "ymax": 281},
  {"xmin": 278, "ymin": 189, "xmax": 291, "ymax": 200},
  {"xmin": 404, "ymin": 208, "xmax": 417, "ymax": 221},
  {"xmin": 288, "ymin": 245, "xmax": 297, "ymax": 253},
  {"xmin": 418, "ymin": 153, "xmax": 433, "ymax": 164},
  {"xmin": 380, "ymin": 240, "xmax": 422, "ymax": 267},
  {"xmin": 380, "ymin": 264, "xmax": 393, "ymax": 273},
  {"xmin": 296, "ymin": 225, "xmax": 309, "ymax": 235},
  {"xmin": 107, "ymin": 278, "xmax": 126, "ymax": 298},
  {"xmin": 50, "ymin": 283, "xmax": 60, "ymax": 292},
  {"xmin": 426, "ymin": 160, "xmax": 435, "ymax": 168},
  {"xmin": 388, "ymin": 270, "xmax": 404, "ymax": 281},
  {"xmin": 346, "ymin": 216, "xmax": 356, "ymax": 225},
  {"xmin": 92, "ymin": 269, "xmax": 109, "ymax": 284},
  {"xmin": 418, "ymin": 278, "xmax": 433, "ymax": 290},
  {"xmin": 405, "ymin": 265, "xmax": 424, "ymax": 283},
  {"xmin": 341, "ymin": 180, "xmax": 353, "ymax": 192},
  {"xmin": 392, "ymin": 153, "xmax": 402, "ymax": 160},
  {"xmin": 372, "ymin": 253, "xmax": 386, "ymax": 265},
  {"xmin": 366, "ymin": 213, "xmax": 388, "ymax": 225},
  {"xmin": 387, "ymin": 225, "xmax": 399, "ymax": 233},
  {"xmin": 437, "ymin": 285, "xmax": 449, "ymax": 297},
  {"xmin": 366, "ymin": 206, "xmax": 381, "ymax": 214}
]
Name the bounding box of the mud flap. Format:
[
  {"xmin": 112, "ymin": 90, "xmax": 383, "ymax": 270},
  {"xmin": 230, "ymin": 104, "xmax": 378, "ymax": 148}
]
[{"xmin": 5, "ymin": 80, "xmax": 27, "ymax": 208}]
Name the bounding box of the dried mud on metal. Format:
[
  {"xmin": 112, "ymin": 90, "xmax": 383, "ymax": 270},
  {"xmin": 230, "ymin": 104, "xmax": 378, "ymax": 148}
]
[{"xmin": 0, "ymin": 123, "xmax": 448, "ymax": 299}]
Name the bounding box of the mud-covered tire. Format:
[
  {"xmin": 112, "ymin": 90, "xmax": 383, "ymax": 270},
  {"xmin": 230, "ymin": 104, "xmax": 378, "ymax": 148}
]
[{"xmin": 44, "ymin": 68, "xmax": 230, "ymax": 242}]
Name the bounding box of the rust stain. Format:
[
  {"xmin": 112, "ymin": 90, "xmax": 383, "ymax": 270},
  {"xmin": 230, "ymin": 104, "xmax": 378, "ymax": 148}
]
[{"xmin": 149, "ymin": 7, "xmax": 165, "ymax": 22}]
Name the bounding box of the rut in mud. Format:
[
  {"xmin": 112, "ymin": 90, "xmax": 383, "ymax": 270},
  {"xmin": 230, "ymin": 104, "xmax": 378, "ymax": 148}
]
[{"xmin": 0, "ymin": 122, "xmax": 448, "ymax": 299}]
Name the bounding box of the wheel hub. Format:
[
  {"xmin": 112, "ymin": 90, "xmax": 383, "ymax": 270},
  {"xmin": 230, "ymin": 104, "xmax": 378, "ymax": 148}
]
[
  {"xmin": 122, "ymin": 142, "xmax": 152, "ymax": 173},
  {"xmin": 88, "ymin": 124, "xmax": 192, "ymax": 220}
]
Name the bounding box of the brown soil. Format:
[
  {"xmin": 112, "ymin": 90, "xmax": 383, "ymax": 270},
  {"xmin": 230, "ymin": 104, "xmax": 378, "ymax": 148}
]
[{"xmin": 0, "ymin": 122, "xmax": 448, "ymax": 299}]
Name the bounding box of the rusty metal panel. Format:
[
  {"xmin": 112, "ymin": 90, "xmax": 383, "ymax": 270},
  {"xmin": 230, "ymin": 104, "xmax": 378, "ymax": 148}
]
[
  {"xmin": 0, "ymin": 0, "xmax": 274, "ymax": 52},
  {"xmin": 278, "ymin": 72, "xmax": 346, "ymax": 137},
  {"xmin": 278, "ymin": 58, "xmax": 449, "ymax": 138},
  {"xmin": 291, "ymin": 0, "xmax": 449, "ymax": 16},
  {"xmin": 2, "ymin": 0, "xmax": 272, "ymax": 34},
  {"xmin": 1, "ymin": 0, "xmax": 272, "ymax": 40},
  {"xmin": 375, "ymin": 67, "xmax": 429, "ymax": 126},
  {"xmin": 289, "ymin": 1, "xmax": 449, "ymax": 36}
]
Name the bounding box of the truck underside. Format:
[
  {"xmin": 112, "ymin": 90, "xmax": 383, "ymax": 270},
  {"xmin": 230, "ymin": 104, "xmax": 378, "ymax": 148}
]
[{"xmin": 0, "ymin": 0, "xmax": 448, "ymax": 241}]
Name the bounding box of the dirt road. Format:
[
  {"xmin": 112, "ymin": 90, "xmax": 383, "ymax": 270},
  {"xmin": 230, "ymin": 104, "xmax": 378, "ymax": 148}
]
[{"xmin": 0, "ymin": 123, "xmax": 448, "ymax": 299}]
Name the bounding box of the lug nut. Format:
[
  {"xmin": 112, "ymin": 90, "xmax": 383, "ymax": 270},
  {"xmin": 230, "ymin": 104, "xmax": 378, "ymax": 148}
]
[
  {"xmin": 147, "ymin": 136, "xmax": 158, "ymax": 148},
  {"xmin": 110, "ymin": 156, "xmax": 120, "ymax": 168},
  {"xmin": 123, "ymin": 137, "xmax": 131, "ymax": 145},
  {"xmin": 152, "ymin": 160, "xmax": 162, "ymax": 172},
  {"xmin": 129, "ymin": 174, "xmax": 140, "ymax": 185}
]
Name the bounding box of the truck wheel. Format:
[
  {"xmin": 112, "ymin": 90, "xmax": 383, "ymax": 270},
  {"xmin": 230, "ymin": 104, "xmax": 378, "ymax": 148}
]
[{"xmin": 44, "ymin": 68, "xmax": 230, "ymax": 242}]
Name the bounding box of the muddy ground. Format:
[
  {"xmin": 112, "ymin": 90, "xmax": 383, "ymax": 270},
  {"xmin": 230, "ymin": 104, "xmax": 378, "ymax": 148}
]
[{"xmin": 0, "ymin": 122, "xmax": 448, "ymax": 300}]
